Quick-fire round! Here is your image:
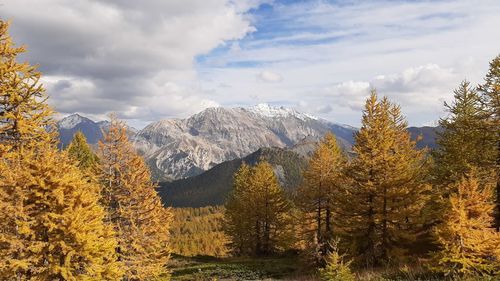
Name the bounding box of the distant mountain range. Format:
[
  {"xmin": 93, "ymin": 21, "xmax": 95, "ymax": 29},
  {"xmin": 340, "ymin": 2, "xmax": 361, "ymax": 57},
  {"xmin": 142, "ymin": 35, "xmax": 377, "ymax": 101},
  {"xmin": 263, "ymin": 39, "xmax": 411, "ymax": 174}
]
[{"xmin": 56, "ymin": 104, "xmax": 439, "ymax": 183}]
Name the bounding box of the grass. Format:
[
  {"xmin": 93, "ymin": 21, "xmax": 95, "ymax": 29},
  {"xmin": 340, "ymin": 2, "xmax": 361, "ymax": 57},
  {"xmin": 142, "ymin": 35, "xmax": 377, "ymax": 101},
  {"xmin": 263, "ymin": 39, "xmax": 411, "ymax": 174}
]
[
  {"xmin": 167, "ymin": 255, "xmax": 499, "ymax": 281},
  {"xmin": 168, "ymin": 254, "xmax": 313, "ymax": 281}
]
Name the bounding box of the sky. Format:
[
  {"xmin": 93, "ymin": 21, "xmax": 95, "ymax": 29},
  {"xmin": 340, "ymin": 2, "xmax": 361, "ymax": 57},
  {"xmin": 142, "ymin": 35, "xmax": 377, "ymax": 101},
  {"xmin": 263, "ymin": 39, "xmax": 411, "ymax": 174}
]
[{"xmin": 1, "ymin": 0, "xmax": 500, "ymax": 128}]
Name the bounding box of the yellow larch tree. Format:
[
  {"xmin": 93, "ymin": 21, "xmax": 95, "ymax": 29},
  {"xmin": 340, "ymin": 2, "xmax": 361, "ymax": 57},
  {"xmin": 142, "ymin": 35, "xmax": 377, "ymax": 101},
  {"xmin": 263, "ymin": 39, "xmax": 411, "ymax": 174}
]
[
  {"xmin": 296, "ymin": 132, "xmax": 346, "ymax": 264},
  {"xmin": 98, "ymin": 116, "xmax": 172, "ymax": 280},
  {"xmin": 252, "ymin": 161, "xmax": 293, "ymax": 255},
  {"xmin": 224, "ymin": 163, "xmax": 255, "ymax": 255},
  {"xmin": 0, "ymin": 21, "xmax": 54, "ymax": 153},
  {"xmin": 224, "ymin": 161, "xmax": 292, "ymax": 256},
  {"xmin": 433, "ymin": 171, "xmax": 500, "ymax": 276},
  {"xmin": 1, "ymin": 148, "xmax": 123, "ymax": 280},
  {"xmin": 344, "ymin": 91, "xmax": 429, "ymax": 266},
  {"xmin": 0, "ymin": 20, "xmax": 122, "ymax": 280}
]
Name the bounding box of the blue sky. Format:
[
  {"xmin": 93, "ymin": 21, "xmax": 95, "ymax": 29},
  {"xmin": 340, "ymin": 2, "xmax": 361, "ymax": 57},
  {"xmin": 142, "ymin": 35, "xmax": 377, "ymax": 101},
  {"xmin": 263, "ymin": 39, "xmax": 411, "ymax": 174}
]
[{"xmin": 1, "ymin": 0, "xmax": 500, "ymax": 128}]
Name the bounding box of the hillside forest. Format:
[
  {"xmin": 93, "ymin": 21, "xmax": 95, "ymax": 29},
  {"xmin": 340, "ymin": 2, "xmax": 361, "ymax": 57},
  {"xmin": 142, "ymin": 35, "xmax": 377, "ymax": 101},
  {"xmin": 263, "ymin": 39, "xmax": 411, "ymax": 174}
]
[{"xmin": 1, "ymin": 19, "xmax": 500, "ymax": 281}]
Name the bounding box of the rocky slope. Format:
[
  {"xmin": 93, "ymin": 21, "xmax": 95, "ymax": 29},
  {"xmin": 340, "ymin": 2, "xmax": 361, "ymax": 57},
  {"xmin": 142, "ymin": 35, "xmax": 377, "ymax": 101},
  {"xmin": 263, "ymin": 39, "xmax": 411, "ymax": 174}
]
[{"xmin": 133, "ymin": 104, "xmax": 356, "ymax": 180}]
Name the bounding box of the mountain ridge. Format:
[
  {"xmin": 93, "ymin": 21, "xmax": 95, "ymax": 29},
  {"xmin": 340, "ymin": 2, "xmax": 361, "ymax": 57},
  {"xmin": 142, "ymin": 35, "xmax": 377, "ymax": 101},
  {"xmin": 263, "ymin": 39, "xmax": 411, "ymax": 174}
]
[
  {"xmin": 56, "ymin": 104, "xmax": 438, "ymax": 181},
  {"xmin": 133, "ymin": 104, "xmax": 357, "ymax": 180}
]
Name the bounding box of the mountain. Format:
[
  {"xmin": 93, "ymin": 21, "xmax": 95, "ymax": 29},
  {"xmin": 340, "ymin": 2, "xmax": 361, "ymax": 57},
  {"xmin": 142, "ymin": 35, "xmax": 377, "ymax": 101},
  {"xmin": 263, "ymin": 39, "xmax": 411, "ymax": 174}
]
[
  {"xmin": 58, "ymin": 114, "xmax": 104, "ymax": 148},
  {"xmin": 158, "ymin": 126, "xmax": 440, "ymax": 208},
  {"xmin": 133, "ymin": 104, "xmax": 356, "ymax": 180},
  {"xmin": 408, "ymin": 126, "xmax": 441, "ymax": 149},
  {"xmin": 57, "ymin": 114, "xmax": 137, "ymax": 148},
  {"xmin": 158, "ymin": 146, "xmax": 309, "ymax": 207},
  {"xmin": 57, "ymin": 107, "xmax": 439, "ymax": 182}
]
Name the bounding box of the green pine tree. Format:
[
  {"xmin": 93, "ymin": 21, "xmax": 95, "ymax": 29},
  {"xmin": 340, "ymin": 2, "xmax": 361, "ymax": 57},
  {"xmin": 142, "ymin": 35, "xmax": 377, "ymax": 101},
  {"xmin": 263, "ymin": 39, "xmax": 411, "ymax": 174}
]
[
  {"xmin": 477, "ymin": 55, "xmax": 500, "ymax": 231},
  {"xmin": 432, "ymin": 80, "xmax": 496, "ymax": 191},
  {"xmin": 66, "ymin": 131, "xmax": 99, "ymax": 171}
]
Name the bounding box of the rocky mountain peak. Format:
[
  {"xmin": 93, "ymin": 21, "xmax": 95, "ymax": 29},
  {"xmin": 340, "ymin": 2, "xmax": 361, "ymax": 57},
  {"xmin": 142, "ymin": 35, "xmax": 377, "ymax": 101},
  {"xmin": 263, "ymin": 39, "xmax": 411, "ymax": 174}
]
[{"xmin": 58, "ymin": 113, "xmax": 91, "ymax": 129}]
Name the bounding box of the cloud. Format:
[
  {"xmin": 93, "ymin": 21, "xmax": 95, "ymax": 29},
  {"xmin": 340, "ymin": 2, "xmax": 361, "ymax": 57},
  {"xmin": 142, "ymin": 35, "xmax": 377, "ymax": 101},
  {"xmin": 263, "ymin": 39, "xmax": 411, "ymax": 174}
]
[
  {"xmin": 257, "ymin": 70, "xmax": 283, "ymax": 83},
  {"xmin": 320, "ymin": 64, "xmax": 461, "ymax": 126},
  {"xmin": 197, "ymin": 0, "xmax": 500, "ymax": 126},
  {"xmin": 2, "ymin": 0, "xmax": 500, "ymax": 128},
  {"xmin": 0, "ymin": 0, "xmax": 263, "ymax": 127}
]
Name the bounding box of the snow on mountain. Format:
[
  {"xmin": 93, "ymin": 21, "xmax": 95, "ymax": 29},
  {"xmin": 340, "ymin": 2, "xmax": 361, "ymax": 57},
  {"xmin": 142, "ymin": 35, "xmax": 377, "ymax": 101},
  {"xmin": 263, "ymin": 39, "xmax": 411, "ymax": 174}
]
[
  {"xmin": 247, "ymin": 103, "xmax": 318, "ymax": 121},
  {"xmin": 133, "ymin": 105, "xmax": 356, "ymax": 180},
  {"xmin": 58, "ymin": 113, "xmax": 86, "ymax": 129}
]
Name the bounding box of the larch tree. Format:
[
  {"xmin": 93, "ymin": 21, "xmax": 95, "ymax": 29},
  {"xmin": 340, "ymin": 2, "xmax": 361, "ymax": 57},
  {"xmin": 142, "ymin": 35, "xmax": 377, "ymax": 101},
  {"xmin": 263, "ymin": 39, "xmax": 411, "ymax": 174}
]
[
  {"xmin": 296, "ymin": 132, "xmax": 346, "ymax": 264},
  {"xmin": 477, "ymin": 55, "xmax": 500, "ymax": 231},
  {"xmin": 252, "ymin": 161, "xmax": 293, "ymax": 255},
  {"xmin": 224, "ymin": 161, "xmax": 292, "ymax": 256},
  {"xmin": 433, "ymin": 171, "xmax": 500, "ymax": 276},
  {"xmin": 224, "ymin": 163, "xmax": 254, "ymax": 255},
  {"xmin": 0, "ymin": 21, "xmax": 54, "ymax": 154},
  {"xmin": 344, "ymin": 91, "xmax": 429, "ymax": 266},
  {"xmin": 1, "ymin": 148, "xmax": 123, "ymax": 280},
  {"xmin": 0, "ymin": 20, "xmax": 122, "ymax": 280},
  {"xmin": 66, "ymin": 131, "xmax": 99, "ymax": 172},
  {"xmin": 98, "ymin": 117, "xmax": 172, "ymax": 280}
]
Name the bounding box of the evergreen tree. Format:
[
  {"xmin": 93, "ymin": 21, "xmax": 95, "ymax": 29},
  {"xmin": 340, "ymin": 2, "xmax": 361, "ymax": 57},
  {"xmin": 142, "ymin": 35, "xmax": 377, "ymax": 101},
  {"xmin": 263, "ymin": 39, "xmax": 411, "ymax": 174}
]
[
  {"xmin": 66, "ymin": 131, "xmax": 99, "ymax": 172},
  {"xmin": 433, "ymin": 80, "xmax": 496, "ymax": 191},
  {"xmin": 433, "ymin": 171, "xmax": 500, "ymax": 276},
  {"xmin": 477, "ymin": 55, "xmax": 500, "ymax": 231},
  {"xmin": 0, "ymin": 20, "xmax": 121, "ymax": 280},
  {"xmin": 297, "ymin": 132, "xmax": 346, "ymax": 264},
  {"xmin": 345, "ymin": 91, "xmax": 429, "ymax": 266},
  {"xmin": 98, "ymin": 117, "xmax": 172, "ymax": 280},
  {"xmin": 224, "ymin": 161, "xmax": 292, "ymax": 256}
]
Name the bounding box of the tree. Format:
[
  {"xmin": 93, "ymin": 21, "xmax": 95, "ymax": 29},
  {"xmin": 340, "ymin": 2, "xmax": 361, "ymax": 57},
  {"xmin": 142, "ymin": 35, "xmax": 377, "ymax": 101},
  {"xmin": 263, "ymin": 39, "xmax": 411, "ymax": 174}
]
[
  {"xmin": 1, "ymin": 148, "xmax": 123, "ymax": 280},
  {"xmin": 66, "ymin": 131, "xmax": 99, "ymax": 172},
  {"xmin": 98, "ymin": 117, "xmax": 172, "ymax": 280},
  {"xmin": 297, "ymin": 132, "xmax": 346, "ymax": 264},
  {"xmin": 433, "ymin": 171, "xmax": 500, "ymax": 276},
  {"xmin": 319, "ymin": 239, "xmax": 355, "ymax": 281},
  {"xmin": 477, "ymin": 55, "xmax": 500, "ymax": 231},
  {"xmin": 0, "ymin": 20, "xmax": 121, "ymax": 280},
  {"xmin": 433, "ymin": 80, "xmax": 496, "ymax": 191},
  {"xmin": 344, "ymin": 91, "xmax": 429, "ymax": 266},
  {"xmin": 0, "ymin": 20, "xmax": 54, "ymax": 154},
  {"xmin": 224, "ymin": 163, "xmax": 254, "ymax": 255},
  {"xmin": 224, "ymin": 161, "xmax": 292, "ymax": 256}
]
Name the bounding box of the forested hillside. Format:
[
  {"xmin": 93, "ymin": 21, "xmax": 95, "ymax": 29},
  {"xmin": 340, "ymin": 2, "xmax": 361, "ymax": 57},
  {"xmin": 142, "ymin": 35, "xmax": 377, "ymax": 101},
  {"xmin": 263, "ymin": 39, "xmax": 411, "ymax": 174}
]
[
  {"xmin": 170, "ymin": 207, "xmax": 228, "ymax": 257},
  {"xmin": 158, "ymin": 147, "xmax": 308, "ymax": 207}
]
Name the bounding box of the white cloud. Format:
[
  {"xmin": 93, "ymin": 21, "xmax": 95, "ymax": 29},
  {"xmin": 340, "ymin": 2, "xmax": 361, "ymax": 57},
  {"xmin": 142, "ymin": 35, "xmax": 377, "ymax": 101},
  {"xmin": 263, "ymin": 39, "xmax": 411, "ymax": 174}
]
[
  {"xmin": 198, "ymin": 0, "xmax": 500, "ymax": 126},
  {"xmin": 2, "ymin": 0, "xmax": 500, "ymax": 127},
  {"xmin": 1, "ymin": 0, "xmax": 262, "ymax": 127},
  {"xmin": 257, "ymin": 70, "xmax": 283, "ymax": 83}
]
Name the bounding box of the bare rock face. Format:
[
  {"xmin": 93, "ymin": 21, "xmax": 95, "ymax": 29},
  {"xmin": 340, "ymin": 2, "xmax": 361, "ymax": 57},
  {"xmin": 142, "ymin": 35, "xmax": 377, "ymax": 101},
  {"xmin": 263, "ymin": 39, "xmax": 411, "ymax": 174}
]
[{"xmin": 133, "ymin": 104, "xmax": 356, "ymax": 180}]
